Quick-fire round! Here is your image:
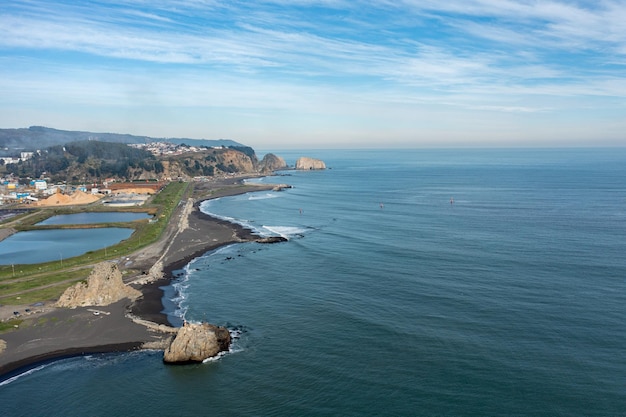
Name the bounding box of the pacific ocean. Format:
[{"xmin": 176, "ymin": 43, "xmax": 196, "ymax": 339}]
[{"xmin": 1, "ymin": 148, "xmax": 625, "ymax": 416}]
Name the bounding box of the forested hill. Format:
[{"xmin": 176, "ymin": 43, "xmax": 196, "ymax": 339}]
[
  {"xmin": 17, "ymin": 141, "xmax": 162, "ymax": 180},
  {"xmin": 0, "ymin": 126, "xmax": 244, "ymax": 152},
  {"xmin": 0, "ymin": 139, "xmax": 277, "ymax": 183}
]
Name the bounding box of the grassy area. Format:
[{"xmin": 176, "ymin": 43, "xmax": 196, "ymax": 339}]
[
  {"xmin": 0, "ymin": 181, "xmax": 189, "ymax": 304},
  {"xmin": 0, "ymin": 268, "xmax": 90, "ymax": 296},
  {"xmin": 0, "ymin": 319, "xmax": 23, "ymax": 334}
]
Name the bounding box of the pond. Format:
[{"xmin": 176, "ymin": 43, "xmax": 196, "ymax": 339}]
[
  {"xmin": 37, "ymin": 212, "xmax": 151, "ymax": 225},
  {"xmin": 0, "ymin": 228, "xmax": 134, "ymax": 265}
]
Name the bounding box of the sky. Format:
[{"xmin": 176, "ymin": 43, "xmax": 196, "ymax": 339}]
[{"xmin": 1, "ymin": 1, "xmax": 626, "ymax": 149}]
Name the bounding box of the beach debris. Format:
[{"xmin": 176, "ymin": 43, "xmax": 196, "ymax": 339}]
[
  {"xmin": 163, "ymin": 322, "xmax": 231, "ymax": 364},
  {"xmin": 87, "ymin": 309, "xmax": 110, "ymax": 316},
  {"xmin": 56, "ymin": 262, "xmax": 142, "ymax": 308}
]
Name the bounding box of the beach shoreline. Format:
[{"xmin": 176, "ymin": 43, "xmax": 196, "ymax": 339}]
[{"xmin": 0, "ymin": 177, "xmax": 284, "ymax": 379}]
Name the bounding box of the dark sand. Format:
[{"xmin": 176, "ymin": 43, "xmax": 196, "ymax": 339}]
[{"xmin": 0, "ymin": 177, "xmax": 284, "ymax": 378}]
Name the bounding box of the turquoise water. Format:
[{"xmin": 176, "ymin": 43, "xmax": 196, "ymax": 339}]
[
  {"xmin": 37, "ymin": 212, "xmax": 151, "ymax": 225},
  {"xmin": 0, "ymin": 228, "xmax": 134, "ymax": 265},
  {"xmin": 1, "ymin": 149, "xmax": 625, "ymax": 416}
]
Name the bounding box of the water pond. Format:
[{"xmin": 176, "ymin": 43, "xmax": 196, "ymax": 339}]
[
  {"xmin": 37, "ymin": 212, "xmax": 150, "ymax": 225},
  {"xmin": 0, "ymin": 228, "xmax": 134, "ymax": 265}
]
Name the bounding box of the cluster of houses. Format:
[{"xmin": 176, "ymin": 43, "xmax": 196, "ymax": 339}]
[
  {"xmin": 0, "ymin": 142, "xmax": 217, "ymax": 205},
  {"xmin": 0, "ymin": 173, "xmax": 166, "ymax": 206},
  {"xmin": 128, "ymin": 141, "xmax": 219, "ymax": 156},
  {"xmin": 0, "ymin": 151, "xmax": 35, "ymax": 166},
  {"xmin": 0, "ymin": 175, "xmax": 120, "ymax": 206}
]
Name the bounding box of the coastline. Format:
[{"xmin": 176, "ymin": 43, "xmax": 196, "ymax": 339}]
[{"xmin": 0, "ymin": 177, "xmax": 285, "ymax": 379}]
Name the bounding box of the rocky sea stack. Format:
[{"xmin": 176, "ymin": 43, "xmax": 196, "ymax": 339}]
[
  {"xmin": 163, "ymin": 322, "xmax": 231, "ymax": 363},
  {"xmin": 295, "ymin": 157, "xmax": 326, "ymax": 170},
  {"xmin": 259, "ymin": 153, "xmax": 288, "ymax": 173}
]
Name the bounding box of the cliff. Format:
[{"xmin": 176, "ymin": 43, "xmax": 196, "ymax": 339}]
[
  {"xmin": 295, "ymin": 157, "xmax": 326, "ymax": 170},
  {"xmin": 56, "ymin": 262, "xmax": 142, "ymax": 308},
  {"xmin": 154, "ymin": 147, "xmax": 258, "ymax": 180},
  {"xmin": 163, "ymin": 322, "xmax": 231, "ymax": 363}
]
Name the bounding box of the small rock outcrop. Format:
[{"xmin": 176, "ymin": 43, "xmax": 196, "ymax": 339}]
[
  {"xmin": 163, "ymin": 322, "xmax": 231, "ymax": 363},
  {"xmin": 295, "ymin": 157, "xmax": 326, "ymax": 170},
  {"xmin": 255, "ymin": 236, "xmax": 288, "ymax": 244},
  {"xmin": 56, "ymin": 262, "xmax": 141, "ymax": 308},
  {"xmin": 259, "ymin": 153, "xmax": 288, "ymax": 172}
]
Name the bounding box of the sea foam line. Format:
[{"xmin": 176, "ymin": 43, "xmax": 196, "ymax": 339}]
[
  {"xmin": 261, "ymin": 225, "xmax": 311, "ymax": 239},
  {"xmin": 199, "ymin": 202, "xmax": 268, "ymax": 237},
  {"xmin": 0, "ymin": 363, "xmax": 50, "ymax": 386}
]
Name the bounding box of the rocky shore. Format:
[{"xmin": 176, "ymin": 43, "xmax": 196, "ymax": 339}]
[{"xmin": 0, "ymin": 177, "xmax": 287, "ymax": 378}]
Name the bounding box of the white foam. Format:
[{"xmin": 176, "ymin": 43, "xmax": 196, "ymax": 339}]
[
  {"xmin": 261, "ymin": 225, "xmax": 310, "ymax": 239},
  {"xmin": 248, "ymin": 193, "xmax": 279, "ymax": 200},
  {"xmin": 199, "ymin": 325, "xmax": 246, "ymax": 363},
  {"xmin": 199, "ymin": 204, "xmax": 263, "ymax": 235},
  {"xmin": 0, "ymin": 364, "xmax": 50, "ymax": 386},
  {"xmin": 202, "ymin": 351, "xmax": 228, "ymax": 363}
]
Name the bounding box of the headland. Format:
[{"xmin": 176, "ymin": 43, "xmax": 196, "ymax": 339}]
[{"xmin": 0, "ymin": 176, "xmax": 289, "ymax": 378}]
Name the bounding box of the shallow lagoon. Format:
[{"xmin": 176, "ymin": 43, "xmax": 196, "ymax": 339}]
[
  {"xmin": 37, "ymin": 212, "xmax": 150, "ymax": 225},
  {"xmin": 0, "ymin": 228, "xmax": 134, "ymax": 265}
]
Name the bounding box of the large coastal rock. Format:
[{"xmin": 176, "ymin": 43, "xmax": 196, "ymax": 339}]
[
  {"xmin": 56, "ymin": 262, "xmax": 141, "ymax": 308},
  {"xmin": 295, "ymin": 157, "xmax": 326, "ymax": 170},
  {"xmin": 163, "ymin": 322, "xmax": 231, "ymax": 363},
  {"xmin": 259, "ymin": 153, "xmax": 288, "ymax": 173}
]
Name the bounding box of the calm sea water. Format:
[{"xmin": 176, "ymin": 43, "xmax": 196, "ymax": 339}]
[
  {"xmin": 1, "ymin": 148, "xmax": 625, "ymax": 416},
  {"xmin": 0, "ymin": 228, "xmax": 134, "ymax": 265}
]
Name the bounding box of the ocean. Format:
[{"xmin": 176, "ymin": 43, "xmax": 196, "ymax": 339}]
[{"xmin": 1, "ymin": 148, "xmax": 625, "ymax": 416}]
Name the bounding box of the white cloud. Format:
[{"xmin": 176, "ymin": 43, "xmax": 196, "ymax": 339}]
[{"xmin": 1, "ymin": 0, "xmax": 626, "ymax": 146}]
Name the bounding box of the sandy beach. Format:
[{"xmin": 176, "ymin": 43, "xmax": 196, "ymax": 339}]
[{"xmin": 0, "ymin": 177, "xmax": 284, "ymax": 378}]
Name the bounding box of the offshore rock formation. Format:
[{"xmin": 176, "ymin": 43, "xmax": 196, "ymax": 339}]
[
  {"xmin": 163, "ymin": 322, "xmax": 231, "ymax": 363},
  {"xmin": 56, "ymin": 262, "xmax": 141, "ymax": 308},
  {"xmin": 259, "ymin": 153, "xmax": 288, "ymax": 173},
  {"xmin": 295, "ymin": 157, "xmax": 326, "ymax": 170}
]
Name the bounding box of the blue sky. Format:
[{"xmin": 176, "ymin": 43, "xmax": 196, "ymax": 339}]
[{"xmin": 1, "ymin": 1, "xmax": 625, "ymax": 148}]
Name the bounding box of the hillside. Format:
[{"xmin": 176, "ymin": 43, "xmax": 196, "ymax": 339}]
[
  {"xmin": 1, "ymin": 139, "xmax": 287, "ymax": 183},
  {"xmin": 0, "ymin": 126, "xmax": 244, "ymax": 153}
]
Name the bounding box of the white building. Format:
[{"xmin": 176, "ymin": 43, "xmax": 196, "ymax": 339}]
[{"xmin": 34, "ymin": 180, "xmax": 47, "ymax": 190}]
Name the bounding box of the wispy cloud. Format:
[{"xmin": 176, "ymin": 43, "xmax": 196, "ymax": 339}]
[{"xmin": 1, "ymin": 1, "xmax": 625, "ymax": 146}]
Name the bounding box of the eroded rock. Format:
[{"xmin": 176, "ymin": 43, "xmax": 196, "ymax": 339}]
[
  {"xmin": 259, "ymin": 153, "xmax": 288, "ymax": 172},
  {"xmin": 56, "ymin": 262, "xmax": 141, "ymax": 308},
  {"xmin": 295, "ymin": 157, "xmax": 326, "ymax": 170},
  {"xmin": 163, "ymin": 322, "xmax": 231, "ymax": 363}
]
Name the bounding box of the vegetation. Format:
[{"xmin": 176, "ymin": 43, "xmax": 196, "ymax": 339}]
[
  {"xmin": 3, "ymin": 141, "xmax": 158, "ymax": 182},
  {"xmin": 0, "ymin": 126, "xmax": 242, "ymax": 151},
  {"xmin": 0, "ymin": 319, "xmax": 23, "ymax": 333},
  {"xmin": 1, "ymin": 139, "xmax": 259, "ymax": 185},
  {"xmin": 0, "ymin": 181, "xmax": 189, "ymax": 304}
]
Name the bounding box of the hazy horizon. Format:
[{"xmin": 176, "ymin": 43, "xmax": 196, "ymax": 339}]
[{"xmin": 2, "ymin": 1, "xmax": 625, "ymax": 149}]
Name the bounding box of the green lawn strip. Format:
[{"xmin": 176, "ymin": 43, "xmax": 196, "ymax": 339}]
[
  {"xmin": 0, "ymin": 268, "xmax": 90, "ymax": 300},
  {"xmin": 0, "ymin": 268, "xmax": 88, "ymax": 294},
  {"xmin": 4, "ymin": 284, "xmax": 73, "ymax": 306}
]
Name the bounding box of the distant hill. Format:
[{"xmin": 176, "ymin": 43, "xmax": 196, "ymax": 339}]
[{"xmin": 0, "ymin": 126, "xmax": 245, "ymax": 153}]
